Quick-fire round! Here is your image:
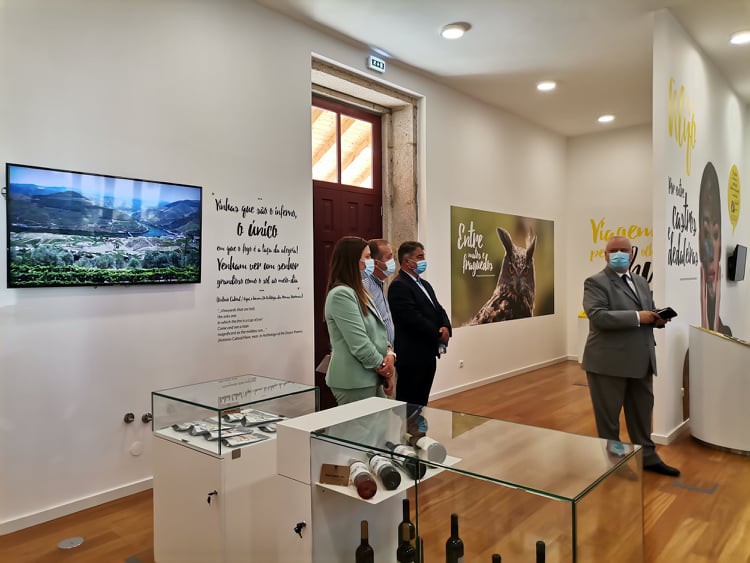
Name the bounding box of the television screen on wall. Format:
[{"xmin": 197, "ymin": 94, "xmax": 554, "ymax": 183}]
[{"xmin": 5, "ymin": 163, "xmax": 202, "ymax": 288}]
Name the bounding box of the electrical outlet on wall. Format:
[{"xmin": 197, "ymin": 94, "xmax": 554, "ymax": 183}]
[{"xmin": 459, "ymin": 360, "xmax": 464, "ymax": 368}]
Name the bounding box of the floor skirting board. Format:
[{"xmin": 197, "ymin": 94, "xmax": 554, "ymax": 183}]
[
  {"xmin": 652, "ymin": 418, "xmax": 690, "ymax": 445},
  {"xmin": 429, "ymin": 356, "xmax": 570, "ymax": 401},
  {"xmin": 0, "ymin": 478, "xmax": 153, "ymax": 536}
]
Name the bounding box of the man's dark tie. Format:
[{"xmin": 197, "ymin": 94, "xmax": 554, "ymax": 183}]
[{"xmin": 621, "ymin": 274, "xmax": 637, "ymax": 299}]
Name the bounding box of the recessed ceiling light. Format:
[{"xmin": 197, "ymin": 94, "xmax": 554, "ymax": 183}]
[
  {"xmin": 440, "ymin": 22, "xmax": 471, "ymax": 40},
  {"xmin": 536, "ymin": 81, "xmax": 557, "ymax": 92},
  {"xmin": 598, "ymin": 114, "xmax": 615, "ymax": 123},
  {"xmin": 729, "ymin": 30, "xmax": 750, "ymax": 45}
]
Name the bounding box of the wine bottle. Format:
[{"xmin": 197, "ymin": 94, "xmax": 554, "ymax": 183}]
[
  {"xmin": 491, "ymin": 554, "xmax": 502, "ymax": 563},
  {"xmin": 398, "ymin": 498, "xmax": 416, "ymax": 545},
  {"xmin": 406, "ymin": 433, "xmax": 447, "ymax": 463},
  {"xmin": 349, "ymin": 460, "xmax": 377, "ymax": 500},
  {"xmin": 445, "ymin": 513, "xmax": 464, "ymax": 563},
  {"xmin": 355, "ymin": 520, "xmax": 374, "ymax": 563},
  {"xmin": 386, "ymin": 441, "xmax": 427, "ymax": 480},
  {"xmin": 396, "ymin": 520, "xmax": 417, "ymax": 562},
  {"xmin": 536, "ymin": 540, "xmax": 545, "ymax": 563},
  {"xmin": 368, "ymin": 453, "xmax": 402, "ymax": 490}
]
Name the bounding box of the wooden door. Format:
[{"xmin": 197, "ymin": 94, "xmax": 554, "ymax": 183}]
[{"xmin": 311, "ymin": 96, "xmax": 382, "ymax": 409}]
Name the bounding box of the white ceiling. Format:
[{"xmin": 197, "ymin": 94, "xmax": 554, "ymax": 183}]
[{"xmin": 256, "ymin": 0, "xmax": 750, "ymax": 137}]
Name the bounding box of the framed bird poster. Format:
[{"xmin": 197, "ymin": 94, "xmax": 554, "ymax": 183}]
[{"xmin": 450, "ymin": 205, "xmax": 555, "ymax": 327}]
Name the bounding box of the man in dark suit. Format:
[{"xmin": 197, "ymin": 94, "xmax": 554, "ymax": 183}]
[
  {"xmin": 583, "ymin": 236, "xmax": 680, "ymax": 476},
  {"xmin": 388, "ymin": 241, "xmax": 452, "ymax": 406}
]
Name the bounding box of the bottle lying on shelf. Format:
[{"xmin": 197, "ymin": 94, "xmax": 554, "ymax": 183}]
[
  {"xmin": 355, "ymin": 520, "xmax": 374, "ymax": 563},
  {"xmin": 349, "ymin": 460, "xmax": 378, "ymax": 500},
  {"xmin": 445, "ymin": 513, "xmax": 464, "ymax": 563},
  {"xmin": 405, "ymin": 432, "xmax": 448, "ymax": 463},
  {"xmin": 368, "ymin": 453, "xmax": 402, "ymax": 490},
  {"xmin": 385, "ymin": 442, "xmax": 427, "ymax": 480}
]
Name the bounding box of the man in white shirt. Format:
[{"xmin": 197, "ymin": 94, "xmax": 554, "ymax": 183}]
[{"xmin": 363, "ymin": 239, "xmax": 396, "ymax": 347}]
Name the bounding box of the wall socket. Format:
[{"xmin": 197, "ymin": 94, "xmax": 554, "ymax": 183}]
[{"xmin": 459, "ymin": 360, "xmax": 464, "ymax": 368}]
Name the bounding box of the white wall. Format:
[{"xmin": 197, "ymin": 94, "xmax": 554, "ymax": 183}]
[
  {"xmin": 423, "ymin": 92, "xmax": 568, "ymax": 397},
  {"xmin": 652, "ymin": 10, "xmax": 749, "ymax": 440},
  {"xmin": 565, "ymin": 125, "xmax": 653, "ymax": 358},
  {"xmin": 0, "ymin": 0, "xmax": 568, "ymax": 530}
]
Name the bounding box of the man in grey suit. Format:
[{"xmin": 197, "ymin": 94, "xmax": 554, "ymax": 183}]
[{"xmin": 583, "ymin": 236, "xmax": 680, "ymax": 476}]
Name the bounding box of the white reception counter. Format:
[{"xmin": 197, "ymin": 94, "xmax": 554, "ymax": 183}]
[{"xmin": 689, "ymin": 325, "xmax": 750, "ymax": 454}]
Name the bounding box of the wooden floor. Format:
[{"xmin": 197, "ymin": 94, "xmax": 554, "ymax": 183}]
[{"xmin": 1, "ymin": 361, "xmax": 748, "ymax": 562}]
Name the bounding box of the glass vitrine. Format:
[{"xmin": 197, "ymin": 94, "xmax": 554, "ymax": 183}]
[
  {"xmin": 305, "ymin": 400, "xmax": 642, "ymax": 562},
  {"xmin": 152, "ymin": 374, "xmax": 318, "ymax": 456}
]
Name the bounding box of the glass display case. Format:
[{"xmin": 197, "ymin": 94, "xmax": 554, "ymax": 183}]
[
  {"xmin": 152, "ymin": 374, "xmax": 317, "ymax": 563},
  {"xmin": 276, "ymin": 397, "xmax": 643, "ymax": 563},
  {"xmin": 152, "ymin": 373, "xmax": 318, "ymax": 456}
]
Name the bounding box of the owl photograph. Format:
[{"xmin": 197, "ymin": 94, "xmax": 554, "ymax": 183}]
[{"xmin": 450, "ymin": 206, "xmax": 555, "ymax": 327}]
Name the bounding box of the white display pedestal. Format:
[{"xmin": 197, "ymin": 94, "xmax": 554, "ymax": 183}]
[
  {"xmin": 152, "ymin": 435, "xmax": 282, "ymax": 562},
  {"xmin": 275, "ymin": 398, "xmax": 410, "ymax": 562},
  {"xmin": 689, "ymin": 325, "xmax": 750, "ymax": 453}
]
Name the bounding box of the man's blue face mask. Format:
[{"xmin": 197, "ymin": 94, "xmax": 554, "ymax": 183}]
[{"xmin": 608, "ymin": 251, "xmax": 630, "ymax": 271}]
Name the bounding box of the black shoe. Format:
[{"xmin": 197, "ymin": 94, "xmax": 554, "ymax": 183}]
[{"xmin": 644, "ymin": 461, "xmax": 680, "ymax": 477}]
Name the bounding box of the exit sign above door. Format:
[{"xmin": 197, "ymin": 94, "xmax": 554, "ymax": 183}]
[{"xmin": 367, "ymin": 55, "xmax": 386, "ymax": 73}]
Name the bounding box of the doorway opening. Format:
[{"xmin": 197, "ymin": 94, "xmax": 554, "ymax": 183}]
[{"xmin": 311, "ymin": 58, "xmax": 421, "ymax": 408}]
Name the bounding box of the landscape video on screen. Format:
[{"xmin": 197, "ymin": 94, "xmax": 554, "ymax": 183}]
[{"xmin": 6, "ymin": 164, "xmax": 202, "ymax": 288}]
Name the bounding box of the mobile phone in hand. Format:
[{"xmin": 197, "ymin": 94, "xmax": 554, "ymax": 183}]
[{"xmin": 656, "ymin": 307, "xmax": 678, "ymax": 320}]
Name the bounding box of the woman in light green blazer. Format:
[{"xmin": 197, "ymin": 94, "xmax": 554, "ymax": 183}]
[{"xmin": 325, "ymin": 237, "xmax": 395, "ymax": 405}]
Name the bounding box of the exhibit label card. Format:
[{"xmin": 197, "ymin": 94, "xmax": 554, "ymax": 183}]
[{"xmin": 319, "ymin": 464, "xmax": 350, "ymax": 486}]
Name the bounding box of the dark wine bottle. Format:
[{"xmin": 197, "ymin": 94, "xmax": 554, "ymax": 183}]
[
  {"xmin": 398, "ymin": 498, "xmax": 416, "ymax": 545},
  {"xmin": 536, "ymin": 540, "xmax": 545, "ymax": 563},
  {"xmin": 491, "ymin": 554, "xmax": 502, "ymax": 563},
  {"xmin": 406, "ymin": 432, "xmax": 447, "ymax": 463},
  {"xmin": 368, "ymin": 453, "xmax": 402, "ymax": 490},
  {"xmin": 396, "ymin": 520, "xmax": 417, "ymax": 562},
  {"xmin": 349, "ymin": 460, "xmax": 377, "ymax": 500},
  {"xmin": 386, "ymin": 441, "xmax": 427, "ymax": 480},
  {"xmin": 445, "ymin": 513, "xmax": 464, "ymax": 563},
  {"xmin": 355, "ymin": 520, "xmax": 374, "ymax": 563}
]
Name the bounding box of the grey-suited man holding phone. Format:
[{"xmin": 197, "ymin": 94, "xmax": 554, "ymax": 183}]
[{"xmin": 582, "ymin": 236, "xmax": 680, "ymax": 476}]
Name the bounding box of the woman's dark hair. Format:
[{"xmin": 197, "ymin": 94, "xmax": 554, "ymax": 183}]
[{"xmin": 327, "ymin": 236, "xmax": 369, "ymax": 315}]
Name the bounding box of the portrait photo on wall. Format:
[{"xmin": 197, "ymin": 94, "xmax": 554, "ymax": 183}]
[
  {"xmin": 697, "ymin": 161, "xmax": 732, "ymax": 336},
  {"xmin": 451, "ymin": 205, "xmax": 554, "ymax": 327}
]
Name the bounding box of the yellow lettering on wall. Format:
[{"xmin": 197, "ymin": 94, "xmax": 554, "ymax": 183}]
[
  {"xmin": 728, "ymin": 164, "xmax": 741, "ymax": 235},
  {"xmin": 668, "ymin": 78, "xmax": 697, "ymax": 176},
  {"xmin": 588, "ymin": 217, "xmax": 653, "ymax": 261}
]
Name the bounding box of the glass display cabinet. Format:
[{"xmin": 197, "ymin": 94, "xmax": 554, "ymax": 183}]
[
  {"xmin": 152, "ymin": 373, "xmax": 318, "ymax": 456},
  {"xmin": 276, "ymin": 397, "xmax": 643, "ymax": 562},
  {"xmin": 151, "ymin": 374, "xmax": 317, "ymax": 563}
]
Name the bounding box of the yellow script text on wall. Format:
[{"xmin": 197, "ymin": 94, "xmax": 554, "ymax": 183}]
[{"xmin": 668, "ymin": 78, "xmax": 697, "ymax": 176}]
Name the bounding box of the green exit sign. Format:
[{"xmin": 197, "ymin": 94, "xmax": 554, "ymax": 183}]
[{"xmin": 367, "ymin": 55, "xmax": 386, "ymax": 73}]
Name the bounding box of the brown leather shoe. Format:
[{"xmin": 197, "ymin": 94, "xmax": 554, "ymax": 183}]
[{"xmin": 644, "ymin": 461, "xmax": 680, "ymax": 477}]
